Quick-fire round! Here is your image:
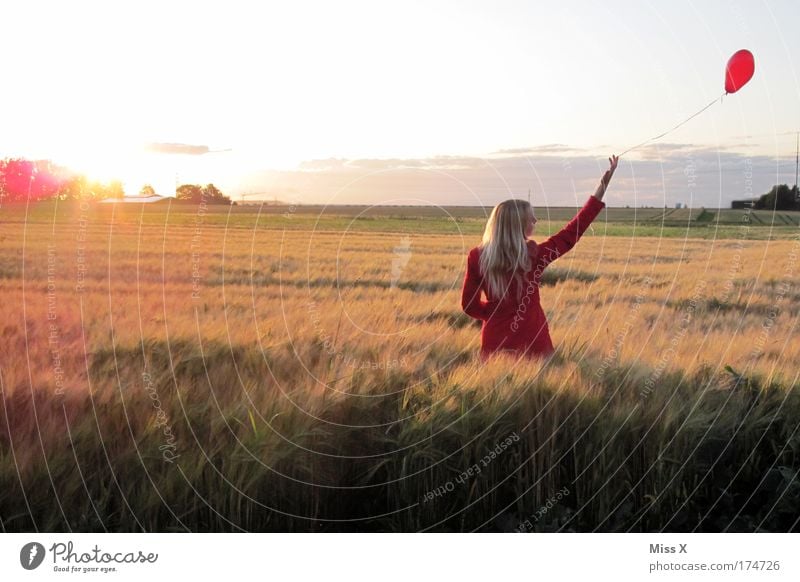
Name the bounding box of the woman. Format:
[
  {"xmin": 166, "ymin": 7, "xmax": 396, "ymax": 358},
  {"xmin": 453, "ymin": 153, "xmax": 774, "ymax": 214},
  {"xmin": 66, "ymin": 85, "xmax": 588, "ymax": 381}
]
[{"xmin": 461, "ymin": 155, "xmax": 618, "ymax": 361}]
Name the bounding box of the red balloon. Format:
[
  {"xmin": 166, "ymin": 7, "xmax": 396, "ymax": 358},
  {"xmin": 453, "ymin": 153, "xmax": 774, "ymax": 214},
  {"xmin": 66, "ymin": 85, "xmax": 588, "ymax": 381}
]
[{"xmin": 725, "ymin": 49, "xmax": 755, "ymax": 94}]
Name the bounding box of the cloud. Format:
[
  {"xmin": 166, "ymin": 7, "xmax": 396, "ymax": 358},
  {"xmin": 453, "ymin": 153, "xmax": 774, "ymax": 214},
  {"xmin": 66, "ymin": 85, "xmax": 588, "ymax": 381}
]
[
  {"xmin": 298, "ymin": 156, "xmax": 482, "ymax": 171},
  {"xmin": 490, "ymin": 144, "xmax": 586, "ymax": 156},
  {"xmin": 297, "ymin": 158, "xmax": 350, "ymax": 171},
  {"xmin": 233, "ymin": 144, "xmax": 797, "ymax": 208},
  {"xmin": 144, "ymin": 142, "xmax": 230, "ymax": 155},
  {"xmin": 630, "ymin": 141, "xmax": 765, "ymax": 161},
  {"xmin": 344, "ymin": 158, "xmax": 428, "ymax": 170}
]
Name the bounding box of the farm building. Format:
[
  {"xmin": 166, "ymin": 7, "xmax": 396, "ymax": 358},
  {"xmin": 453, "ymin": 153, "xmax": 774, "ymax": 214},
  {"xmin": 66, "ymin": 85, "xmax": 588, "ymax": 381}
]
[{"xmin": 731, "ymin": 197, "xmax": 759, "ymax": 209}]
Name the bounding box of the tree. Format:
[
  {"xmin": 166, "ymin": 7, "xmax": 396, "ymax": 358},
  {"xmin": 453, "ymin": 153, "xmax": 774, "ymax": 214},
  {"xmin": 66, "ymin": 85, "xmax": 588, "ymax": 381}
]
[
  {"xmin": 139, "ymin": 184, "xmax": 156, "ymax": 197},
  {"xmin": 85, "ymin": 180, "xmax": 116, "ymax": 200},
  {"xmin": 175, "ymin": 183, "xmax": 232, "ymax": 204},
  {"xmin": 57, "ymin": 174, "xmax": 89, "ymax": 200},
  {"xmin": 0, "ymin": 158, "xmax": 66, "ymax": 202},
  {"xmin": 754, "ymin": 184, "xmax": 799, "ymax": 211},
  {"xmin": 202, "ymin": 183, "xmax": 232, "ymax": 205},
  {"xmin": 106, "ymin": 180, "xmax": 125, "ymax": 199},
  {"xmin": 176, "ymin": 184, "xmax": 204, "ymax": 203}
]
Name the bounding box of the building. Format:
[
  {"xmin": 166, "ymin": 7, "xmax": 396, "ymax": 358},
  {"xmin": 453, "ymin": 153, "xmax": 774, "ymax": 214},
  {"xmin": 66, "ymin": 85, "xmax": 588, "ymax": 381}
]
[{"xmin": 731, "ymin": 197, "xmax": 759, "ymax": 209}]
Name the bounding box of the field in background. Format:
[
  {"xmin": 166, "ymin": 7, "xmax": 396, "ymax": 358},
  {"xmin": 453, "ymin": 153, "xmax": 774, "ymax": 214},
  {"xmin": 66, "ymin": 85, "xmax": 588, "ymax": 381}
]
[
  {"xmin": 8, "ymin": 200, "xmax": 800, "ymax": 238},
  {"xmin": 1, "ymin": 200, "xmax": 799, "ymax": 532}
]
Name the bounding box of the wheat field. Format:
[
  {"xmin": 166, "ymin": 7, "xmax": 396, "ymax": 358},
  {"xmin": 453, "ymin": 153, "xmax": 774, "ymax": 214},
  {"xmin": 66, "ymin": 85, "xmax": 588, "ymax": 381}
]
[{"xmin": 1, "ymin": 201, "xmax": 799, "ymax": 532}]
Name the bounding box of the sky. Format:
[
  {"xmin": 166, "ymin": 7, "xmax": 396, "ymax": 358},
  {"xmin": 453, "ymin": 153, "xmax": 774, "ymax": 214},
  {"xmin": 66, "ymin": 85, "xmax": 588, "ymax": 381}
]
[{"xmin": 0, "ymin": 0, "xmax": 798, "ymax": 206}]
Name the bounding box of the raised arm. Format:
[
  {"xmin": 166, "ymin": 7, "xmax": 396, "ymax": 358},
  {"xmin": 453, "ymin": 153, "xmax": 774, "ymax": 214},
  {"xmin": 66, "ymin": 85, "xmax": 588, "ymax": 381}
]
[
  {"xmin": 461, "ymin": 248, "xmax": 490, "ymax": 320},
  {"xmin": 592, "ymin": 154, "xmax": 619, "ymax": 203},
  {"xmin": 536, "ymin": 155, "xmax": 617, "ymax": 269}
]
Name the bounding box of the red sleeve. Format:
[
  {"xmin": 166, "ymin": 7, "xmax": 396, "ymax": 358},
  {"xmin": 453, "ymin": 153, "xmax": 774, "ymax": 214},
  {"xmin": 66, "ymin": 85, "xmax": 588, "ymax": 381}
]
[
  {"xmin": 461, "ymin": 248, "xmax": 490, "ymax": 320},
  {"xmin": 535, "ymin": 195, "xmax": 605, "ymax": 269}
]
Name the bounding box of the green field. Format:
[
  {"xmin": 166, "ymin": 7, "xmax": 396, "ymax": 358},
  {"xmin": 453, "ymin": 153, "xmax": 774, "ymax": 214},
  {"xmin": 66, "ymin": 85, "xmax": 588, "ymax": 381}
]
[{"xmin": 7, "ymin": 200, "xmax": 800, "ymax": 239}]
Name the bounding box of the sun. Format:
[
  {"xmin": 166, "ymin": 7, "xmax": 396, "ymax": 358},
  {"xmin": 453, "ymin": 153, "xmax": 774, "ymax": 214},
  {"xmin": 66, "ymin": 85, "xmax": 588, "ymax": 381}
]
[
  {"xmin": 43, "ymin": 132, "xmax": 240, "ymax": 198},
  {"xmin": 54, "ymin": 140, "xmax": 178, "ymax": 196}
]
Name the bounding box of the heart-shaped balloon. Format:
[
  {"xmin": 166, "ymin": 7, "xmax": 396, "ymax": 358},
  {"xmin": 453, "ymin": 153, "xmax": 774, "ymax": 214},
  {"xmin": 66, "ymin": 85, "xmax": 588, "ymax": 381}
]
[{"xmin": 725, "ymin": 49, "xmax": 755, "ymax": 94}]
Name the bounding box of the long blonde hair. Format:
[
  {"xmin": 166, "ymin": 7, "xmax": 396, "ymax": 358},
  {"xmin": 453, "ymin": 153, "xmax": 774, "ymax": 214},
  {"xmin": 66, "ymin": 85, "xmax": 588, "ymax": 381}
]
[{"xmin": 478, "ymin": 199, "xmax": 534, "ymax": 301}]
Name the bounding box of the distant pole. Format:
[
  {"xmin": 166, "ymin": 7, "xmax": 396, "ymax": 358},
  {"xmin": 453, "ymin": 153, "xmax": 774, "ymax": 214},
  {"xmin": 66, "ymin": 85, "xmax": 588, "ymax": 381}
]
[
  {"xmin": 527, "ymin": 188, "xmax": 531, "ymax": 204},
  {"xmin": 795, "ymin": 131, "xmax": 799, "ymax": 194}
]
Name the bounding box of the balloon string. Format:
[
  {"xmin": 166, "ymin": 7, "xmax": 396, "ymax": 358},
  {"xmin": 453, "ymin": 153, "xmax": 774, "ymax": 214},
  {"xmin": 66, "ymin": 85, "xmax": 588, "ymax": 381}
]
[{"xmin": 619, "ymin": 91, "xmax": 726, "ymax": 156}]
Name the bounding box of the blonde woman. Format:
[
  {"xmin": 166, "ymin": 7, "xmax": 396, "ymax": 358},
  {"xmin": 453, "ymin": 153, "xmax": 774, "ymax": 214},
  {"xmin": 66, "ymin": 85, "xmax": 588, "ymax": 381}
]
[{"xmin": 461, "ymin": 155, "xmax": 618, "ymax": 361}]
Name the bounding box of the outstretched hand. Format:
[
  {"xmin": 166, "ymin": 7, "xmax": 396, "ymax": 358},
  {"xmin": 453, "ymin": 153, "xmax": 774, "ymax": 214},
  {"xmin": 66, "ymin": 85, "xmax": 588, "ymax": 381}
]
[
  {"xmin": 594, "ymin": 154, "xmax": 619, "ymax": 200},
  {"xmin": 602, "ymin": 155, "xmax": 619, "ymax": 187}
]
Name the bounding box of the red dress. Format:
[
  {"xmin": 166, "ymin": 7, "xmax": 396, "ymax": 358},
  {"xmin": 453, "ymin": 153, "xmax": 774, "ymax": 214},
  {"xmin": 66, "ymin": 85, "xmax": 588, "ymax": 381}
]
[{"xmin": 461, "ymin": 195, "xmax": 606, "ymax": 361}]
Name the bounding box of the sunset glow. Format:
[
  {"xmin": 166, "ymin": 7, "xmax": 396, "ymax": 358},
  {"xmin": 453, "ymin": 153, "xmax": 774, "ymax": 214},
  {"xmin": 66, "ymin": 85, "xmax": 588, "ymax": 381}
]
[{"xmin": 0, "ymin": 0, "xmax": 798, "ymax": 204}]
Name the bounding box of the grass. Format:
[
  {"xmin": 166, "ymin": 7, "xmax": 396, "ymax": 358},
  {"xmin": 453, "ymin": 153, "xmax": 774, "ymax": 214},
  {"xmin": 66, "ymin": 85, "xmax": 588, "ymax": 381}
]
[
  {"xmin": 5, "ymin": 199, "xmax": 799, "ymax": 238},
  {"xmin": 0, "ymin": 200, "xmax": 799, "ymax": 532}
]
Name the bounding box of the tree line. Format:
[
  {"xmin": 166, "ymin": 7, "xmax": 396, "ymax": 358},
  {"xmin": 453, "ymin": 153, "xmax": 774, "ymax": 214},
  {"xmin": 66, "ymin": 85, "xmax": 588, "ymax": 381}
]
[
  {"xmin": 752, "ymin": 184, "xmax": 799, "ymax": 211},
  {"xmin": 0, "ymin": 157, "xmax": 232, "ymax": 205}
]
